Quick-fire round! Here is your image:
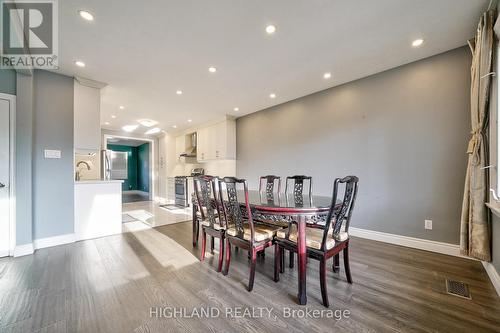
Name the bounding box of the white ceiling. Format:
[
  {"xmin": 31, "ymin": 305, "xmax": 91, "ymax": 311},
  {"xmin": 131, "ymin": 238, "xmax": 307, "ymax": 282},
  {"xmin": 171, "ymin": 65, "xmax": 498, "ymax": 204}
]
[
  {"xmin": 57, "ymin": 0, "xmax": 488, "ymax": 135},
  {"xmin": 107, "ymin": 137, "xmax": 149, "ymax": 147}
]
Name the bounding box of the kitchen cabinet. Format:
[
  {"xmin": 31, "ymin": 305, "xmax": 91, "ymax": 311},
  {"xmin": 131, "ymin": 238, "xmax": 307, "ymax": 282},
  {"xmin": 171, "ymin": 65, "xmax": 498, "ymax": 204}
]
[
  {"xmin": 75, "ymin": 180, "xmax": 123, "ymax": 241},
  {"xmin": 175, "ymin": 136, "xmax": 185, "ymax": 158},
  {"xmin": 197, "ymin": 119, "xmax": 235, "ymax": 162},
  {"xmin": 74, "ymin": 81, "xmax": 101, "ymax": 151}
]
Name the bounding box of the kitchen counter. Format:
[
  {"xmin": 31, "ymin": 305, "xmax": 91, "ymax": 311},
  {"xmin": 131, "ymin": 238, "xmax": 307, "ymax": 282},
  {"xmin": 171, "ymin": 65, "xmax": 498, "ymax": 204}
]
[
  {"xmin": 74, "ymin": 179, "xmax": 124, "ymax": 241},
  {"xmin": 75, "ymin": 179, "xmax": 124, "ymax": 184}
]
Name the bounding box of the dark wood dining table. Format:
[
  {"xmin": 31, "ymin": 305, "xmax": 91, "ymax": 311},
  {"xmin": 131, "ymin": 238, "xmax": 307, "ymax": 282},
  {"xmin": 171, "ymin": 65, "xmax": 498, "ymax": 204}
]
[{"xmin": 193, "ymin": 190, "xmax": 334, "ymax": 305}]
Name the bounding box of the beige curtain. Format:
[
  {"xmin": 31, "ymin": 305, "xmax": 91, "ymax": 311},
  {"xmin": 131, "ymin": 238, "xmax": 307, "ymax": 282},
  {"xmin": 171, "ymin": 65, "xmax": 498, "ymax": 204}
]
[{"xmin": 460, "ymin": 9, "xmax": 495, "ymax": 262}]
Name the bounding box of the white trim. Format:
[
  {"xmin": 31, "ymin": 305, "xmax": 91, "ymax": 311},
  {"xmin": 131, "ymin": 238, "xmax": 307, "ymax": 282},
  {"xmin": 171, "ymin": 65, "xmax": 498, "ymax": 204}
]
[
  {"xmin": 349, "ymin": 227, "xmax": 467, "ymax": 258},
  {"xmin": 103, "ymin": 134, "xmax": 155, "ymax": 201},
  {"xmin": 34, "ymin": 233, "xmax": 76, "ymax": 250},
  {"xmin": 0, "ymin": 93, "xmax": 16, "ymax": 256},
  {"xmin": 13, "ymin": 243, "xmax": 34, "ymax": 257},
  {"xmin": 123, "ymin": 190, "xmax": 149, "ymax": 195},
  {"xmin": 482, "ymin": 261, "xmax": 500, "ymax": 296},
  {"xmin": 12, "ymin": 233, "xmax": 77, "ymax": 257}
]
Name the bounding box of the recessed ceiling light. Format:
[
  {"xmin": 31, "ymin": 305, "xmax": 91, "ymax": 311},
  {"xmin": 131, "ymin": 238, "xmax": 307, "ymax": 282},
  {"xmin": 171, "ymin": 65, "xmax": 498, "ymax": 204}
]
[
  {"xmin": 122, "ymin": 125, "xmax": 138, "ymax": 132},
  {"xmin": 176, "ymin": 90, "xmax": 183, "ymax": 95},
  {"xmin": 138, "ymin": 119, "xmax": 158, "ymax": 127},
  {"xmin": 104, "ymin": 122, "xmax": 110, "ymax": 125},
  {"xmin": 145, "ymin": 127, "xmax": 161, "ymax": 135},
  {"xmin": 266, "ymin": 25, "xmax": 276, "ymax": 34},
  {"xmin": 234, "ymin": 107, "xmax": 239, "ymax": 112},
  {"xmin": 78, "ymin": 10, "xmax": 94, "ymax": 21},
  {"xmin": 208, "ymin": 66, "xmax": 217, "ymax": 73},
  {"xmin": 172, "ymin": 125, "xmax": 178, "ymax": 128},
  {"xmin": 270, "ymin": 93, "xmax": 276, "ymax": 99},
  {"xmin": 188, "ymin": 119, "xmax": 192, "ymax": 122},
  {"xmin": 323, "ymin": 72, "xmax": 332, "ymax": 79},
  {"xmin": 119, "ymin": 105, "xmax": 125, "ymax": 110},
  {"xmin": 412, "ymin": 38, "xmax": 424, "ymax": 47},
  {"xmin": 111, "ymin": 115, "xmax": 116, "ymax": 119},
  {"xmin": 75, "ymin": 60, "xmax": 85, "ymax": 67}
]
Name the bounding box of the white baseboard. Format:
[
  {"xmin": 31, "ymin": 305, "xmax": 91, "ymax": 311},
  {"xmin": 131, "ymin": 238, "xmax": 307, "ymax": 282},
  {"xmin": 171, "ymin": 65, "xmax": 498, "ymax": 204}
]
[
  {"xmin": 0, "ymin": 250, "xmax": 10, "ymax": 257},
  {"xmin": 34, "ymin": 233, "xmax": 76, "ymax": 250},
  {"xmin": 124, "ymin": 190, "xmax": 149, "ymax": 196},
  {"xmin": 482, "ymin": 261, "xmax": 500, "ymax": 297},
  {"xmin": 13, "ymin": 243, "xmax": 34, "ymax": 257},
  {"xmin": 349, "ymin": 227, "xmax": 465, "ymax": 258}
]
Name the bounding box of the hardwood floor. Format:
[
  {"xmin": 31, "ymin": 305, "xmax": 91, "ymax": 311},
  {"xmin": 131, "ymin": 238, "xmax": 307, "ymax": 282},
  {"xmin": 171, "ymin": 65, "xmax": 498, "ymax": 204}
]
[{"xmin": 1, "ymin": 221, "xmax": 499, "ymax": 333}]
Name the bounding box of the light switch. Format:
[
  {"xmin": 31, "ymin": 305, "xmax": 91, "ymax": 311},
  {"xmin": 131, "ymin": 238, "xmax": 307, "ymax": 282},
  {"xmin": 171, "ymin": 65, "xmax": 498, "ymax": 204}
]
[{"xmin": 44, "ymin": 149, "xmax": 61, "ymax": 159}]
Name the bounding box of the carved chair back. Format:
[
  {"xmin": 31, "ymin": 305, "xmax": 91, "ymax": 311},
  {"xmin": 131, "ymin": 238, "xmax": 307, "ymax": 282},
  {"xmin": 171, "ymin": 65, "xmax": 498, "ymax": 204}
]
[
  {"xmin": 285, "ymin": 175, "xmax": 313, "ymax": 205},
  {"xmin": 259, "ymin": 175, "xmax": 281, "ymax": 198},
  {"xmin": 321, "ymin": 176, "xmax": 359, "ymax": 251},
  {"xmin": 219, "ymin": 177, "xmax": 256, "ymax": 244},
  {"xmin": 193, "ymin": 175, "xmax": 223, "ymax": 229}
]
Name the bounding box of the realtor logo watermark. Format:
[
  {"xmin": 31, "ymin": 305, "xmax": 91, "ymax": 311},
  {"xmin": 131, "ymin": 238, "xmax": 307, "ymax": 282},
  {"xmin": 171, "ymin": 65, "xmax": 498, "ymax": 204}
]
[
  {"xmin": 0, "ymin": 0, "xmax": 58, "ymax": 69},
  {"xmin": 149, "ymin": 306, "xmax": 351, "ymax": 321}
]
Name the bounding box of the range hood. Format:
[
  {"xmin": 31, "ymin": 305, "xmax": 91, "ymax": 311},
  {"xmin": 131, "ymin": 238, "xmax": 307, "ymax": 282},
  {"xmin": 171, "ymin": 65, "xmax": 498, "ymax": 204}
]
[{"xmin": 179, "ymin": 132, "xmax": 197, "ymax": 158}]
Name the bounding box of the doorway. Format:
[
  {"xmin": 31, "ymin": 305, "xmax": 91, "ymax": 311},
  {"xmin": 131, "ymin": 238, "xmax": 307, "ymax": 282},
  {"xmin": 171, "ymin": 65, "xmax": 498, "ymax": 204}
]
[
  {"xmin": 105, "ymin": 136, "xmax": 153, "ymax": 203},
  {"xmin": 0, "ymin": 93, "xmax": 15, "ymax": 257}
]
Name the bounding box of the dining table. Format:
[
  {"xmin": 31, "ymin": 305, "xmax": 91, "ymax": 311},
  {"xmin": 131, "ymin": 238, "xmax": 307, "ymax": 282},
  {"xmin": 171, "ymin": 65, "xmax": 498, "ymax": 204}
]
[{"xmin": 193, "ymin": 189, "xmax": 334, "ymax": 305}]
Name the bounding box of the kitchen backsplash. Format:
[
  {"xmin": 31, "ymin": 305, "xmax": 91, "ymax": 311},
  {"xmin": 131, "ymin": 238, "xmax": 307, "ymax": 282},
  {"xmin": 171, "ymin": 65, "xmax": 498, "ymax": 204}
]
[{"xmin": 75, "ymin": 152, "xmax": 100, "ymax": 180}]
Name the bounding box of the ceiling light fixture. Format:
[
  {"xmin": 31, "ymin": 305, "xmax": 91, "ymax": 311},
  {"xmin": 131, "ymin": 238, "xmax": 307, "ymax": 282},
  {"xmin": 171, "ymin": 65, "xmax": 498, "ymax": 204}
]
[
  {"xmin": 208, "ymin": 66, "xmax": 217, "ymax": 73},
  {"xmin": 323, "ymin": 72, "xmax": 332, "ymax": 79},
  {"xmin": 104, "ymin": 122, "xmax": 110, "ymax": 125},
  {"xmin": 176, "ymin": 90, "xmax": 183, "ymax": 95},
  {"xmin": 188, "ymin": 119, "xmax": 192, "ymax": 122},
  {"xmin": 266, "ymin": 25, "xmax": 276, "ymax": 34},
  {"xmin": 122, "ymin": 125, "xmax": 138, "ymax": 132},
  {"xmin": 233, "ymin": 107, "xmax": 239, "ymax": 112},
  {"xmin": 78, "ymin": 10, "xmax": 94, "ymax": 21},
  {"xmin": 412, "ymin": 38, "xmax": 424, "ymax": 47},
  {"xmin": 119, "ymin": 105, "xmax": 125, "ymax": 110},
  {"xmin": 138, "ymin": 119, "xmax": 158, "ymax": 127},
  {"xmin": 111, "ymin": 115, "xmax": 116, "ymax": 119},
  {"xmin": 270, "ymin": 93, "xmax": 276, "ymax": 99},
  {"xmin": 145, "ymin": 127, "xmax": 161, "ymax": 135},
  {"xmin": 75, "ymin": 60, "xmax": 86, "ymax": 67},
  {"xmin": 172, "ymin": 125, "xmax": 178, "ymax": 128}
]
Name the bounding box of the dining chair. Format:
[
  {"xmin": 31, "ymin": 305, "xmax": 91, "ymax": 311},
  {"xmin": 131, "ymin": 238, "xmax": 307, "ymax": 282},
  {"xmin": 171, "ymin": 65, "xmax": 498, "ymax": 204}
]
[
  {"xmin": 259, "ymin": 175, "xmax": 281, "ymax": 197},
  {"xmin": 275, "ymin": 176, "xmax": 359, "ymax": 307},
  {"xmin": 219, "ymin": 177, "xmax": 281, "ymax": 291},
  {"xmin": 285, "ymin": 175, "xmax": 313, "ymax": 199},
  {"xmin": 284, "ymin": 175, "xmax": 313, "ymax": 267},
  {"xmin": 194, "ymin": 175, "xmax": 226, "ymax": 272}
]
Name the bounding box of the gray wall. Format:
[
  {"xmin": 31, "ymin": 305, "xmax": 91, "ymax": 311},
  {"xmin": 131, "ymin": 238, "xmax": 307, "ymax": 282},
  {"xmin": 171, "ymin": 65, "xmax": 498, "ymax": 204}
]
[
  {"xmin": 32, "ymin": 70, "xmax": 74, "ymax": 239},
  {"xmin": 16, "ymin": 74, "xmax": 34, "ymax": 245},
  {"xmin": 236, "ymin": 47, "xmax": 471, "ymax": 244},
  {"xmin": 0, "ymin": 69, "xmax": 16, "ymax": 95}
]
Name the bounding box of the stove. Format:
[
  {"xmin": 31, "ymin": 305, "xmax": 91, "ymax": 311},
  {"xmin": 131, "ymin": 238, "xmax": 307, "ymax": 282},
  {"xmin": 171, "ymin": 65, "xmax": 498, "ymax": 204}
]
[
  {"xmin": 174, "ymin": 168, "xmax": 204, "ymax": 207},
  {"xmin": 174, "ymin": 176, "xmax": 189, "ymax": 207}
]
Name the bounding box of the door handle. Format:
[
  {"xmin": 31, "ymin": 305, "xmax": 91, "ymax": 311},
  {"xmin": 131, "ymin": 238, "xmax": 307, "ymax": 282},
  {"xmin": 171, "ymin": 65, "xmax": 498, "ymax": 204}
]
[{"xmin": 0, "ymin": 183, "xmax": 5, "ymax": 188}]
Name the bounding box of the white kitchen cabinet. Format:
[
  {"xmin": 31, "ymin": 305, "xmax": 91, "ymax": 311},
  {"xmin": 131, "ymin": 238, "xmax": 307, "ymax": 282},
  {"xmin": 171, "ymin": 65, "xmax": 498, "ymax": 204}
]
[
  {"xmin": 197, "ymin": 119, "xmax": 235, "ymax": 162},
  {"xmin": 75, "ymin": 180, "xmax": 123, "ymax": 241},
  {"xmin": 196, "ymin": 127, "xmax": 208, "ymax": 162},
  {"xmin": 175, "ymin": 135, "xmax": 185, "ymax": 158},
  {"xmin": 74, "ymin": 81, "xmax": 101, "ymax": 151}
]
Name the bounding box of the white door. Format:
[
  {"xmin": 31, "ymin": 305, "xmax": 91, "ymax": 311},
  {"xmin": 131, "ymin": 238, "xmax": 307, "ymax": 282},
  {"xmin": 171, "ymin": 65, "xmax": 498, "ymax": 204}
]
[{"xmin": 0, "ymin": 98, "xmax": 11, "ymax": 257}]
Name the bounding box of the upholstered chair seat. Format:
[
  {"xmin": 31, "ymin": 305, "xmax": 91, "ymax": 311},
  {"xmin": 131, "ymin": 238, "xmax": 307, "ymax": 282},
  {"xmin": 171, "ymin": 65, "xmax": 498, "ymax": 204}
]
[
  {"xmin": 276, "ymin": 225, "xmax": 347, "ymax": 250},
  {"xmin": 226, "ymin": 223, "xmax": 281, "ymax": 242},
  {"xmin": 201, "ymin": 219, "xmax": 225, "ymax": 230}
]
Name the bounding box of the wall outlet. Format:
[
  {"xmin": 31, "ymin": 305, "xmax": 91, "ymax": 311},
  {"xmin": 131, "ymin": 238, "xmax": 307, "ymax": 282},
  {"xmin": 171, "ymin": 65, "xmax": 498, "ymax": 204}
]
[
  {"xmin": 425, "ymin": 219, "xmax": 433, "ymax": 230},
  {"xmin": 44, "ymin": 149, "xmax": 61, "ymax": 159}
]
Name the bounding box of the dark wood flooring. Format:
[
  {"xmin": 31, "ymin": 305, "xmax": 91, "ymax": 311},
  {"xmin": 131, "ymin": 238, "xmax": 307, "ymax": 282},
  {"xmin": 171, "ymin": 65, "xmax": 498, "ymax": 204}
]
[{"xmin": 0, "ymin": 221, "xmax": 499, "ymax": 333}]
